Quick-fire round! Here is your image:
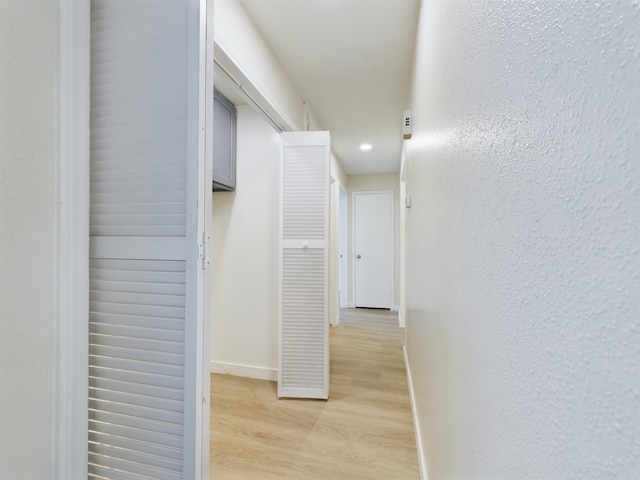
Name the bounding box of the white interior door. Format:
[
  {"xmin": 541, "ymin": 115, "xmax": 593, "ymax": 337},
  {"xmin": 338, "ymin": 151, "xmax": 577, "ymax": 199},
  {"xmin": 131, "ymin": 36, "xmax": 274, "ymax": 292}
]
[
  {"xmin": 278, "ymin": 131, "xmax": 330, "ymax": 399},
  {"xmin": 88, "ymin": 1, "xmax": 212, "ymax": 478},
  {"xmin": 353, "ymin": 191, "xmax": 393, "ymax": 309}
]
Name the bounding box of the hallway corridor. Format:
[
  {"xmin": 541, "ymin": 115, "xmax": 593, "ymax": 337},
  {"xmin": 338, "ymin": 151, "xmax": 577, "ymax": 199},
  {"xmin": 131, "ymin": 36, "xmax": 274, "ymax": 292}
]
[{"xmin": 210, "ymin": 308, "xmax": 419, "ymax": 479}]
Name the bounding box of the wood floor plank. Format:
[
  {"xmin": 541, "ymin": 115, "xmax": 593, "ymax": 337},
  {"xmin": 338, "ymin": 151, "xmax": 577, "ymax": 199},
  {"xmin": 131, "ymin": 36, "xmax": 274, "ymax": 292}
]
[{"xmin": 210, "ymin": 308, "xmax": 420, "ymax": 479}]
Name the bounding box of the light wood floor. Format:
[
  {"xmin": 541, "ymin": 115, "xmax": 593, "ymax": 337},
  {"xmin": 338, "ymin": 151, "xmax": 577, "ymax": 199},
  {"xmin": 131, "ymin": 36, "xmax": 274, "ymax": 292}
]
[{"xmin": 210, "ymin": 308, "xmax": 420, "ymax": 479}]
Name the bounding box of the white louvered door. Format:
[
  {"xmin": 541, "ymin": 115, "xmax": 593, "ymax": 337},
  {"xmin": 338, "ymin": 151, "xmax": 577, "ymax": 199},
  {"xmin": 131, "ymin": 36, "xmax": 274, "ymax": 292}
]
[
  {"xmin": 278, "ymin": 131, "xmax": 331, "ymax": 399},
  {"xmin": 89, "ymin": 1, "xmax": 212, "ymax": 479}
]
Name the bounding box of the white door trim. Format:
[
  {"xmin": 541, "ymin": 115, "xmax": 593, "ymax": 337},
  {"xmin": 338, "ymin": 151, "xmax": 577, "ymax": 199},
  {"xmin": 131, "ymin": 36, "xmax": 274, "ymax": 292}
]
[
  {"xmin": 338, "ymin": 183, "xmax": 348, "ymax": 310},
  {"xmin": 189, "ymin": 1, "xmax": 214, "ymax": 476},
  {"xmin": 351, "ymin": 190, "xmax": 395, "ymax": 310},
  {"xmin": 55, "ymin": 0, "xmax": 90, "ymax": 477}
]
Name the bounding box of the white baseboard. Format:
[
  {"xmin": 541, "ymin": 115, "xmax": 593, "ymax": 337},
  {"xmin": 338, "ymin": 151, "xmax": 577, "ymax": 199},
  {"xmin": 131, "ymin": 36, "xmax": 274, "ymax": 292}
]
[
  {"xmin": 348, "ymin": 301, "xmax": 355, "ymax": 308},
  {"xmin": 210, "ymin": 361, "xmax": 277, "ymax": 382},
  {"xmin": 391, "ymin": 304, "xmax": 400, "ymax": 312},
  {"xmin": 403, "ymin": 345, "xmax": 427, "ymax": 480},
  {"xmin": 398, "ymin": 310, "xmax": 405, "ymax": 327}
]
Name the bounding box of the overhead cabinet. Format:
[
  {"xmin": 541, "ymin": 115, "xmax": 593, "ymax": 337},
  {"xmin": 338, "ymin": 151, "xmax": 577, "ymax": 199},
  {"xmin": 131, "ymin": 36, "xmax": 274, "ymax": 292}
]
[{"xmin": 213, "ymin": 90, "xmax": 236, "ymax": 191}]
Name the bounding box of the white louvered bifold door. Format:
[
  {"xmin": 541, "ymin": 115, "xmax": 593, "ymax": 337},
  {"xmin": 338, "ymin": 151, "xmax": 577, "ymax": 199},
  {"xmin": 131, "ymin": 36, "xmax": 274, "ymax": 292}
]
[
  {"xmin": 89, "ymin": 1, "xmax": 212, "ymax": 479},
  {"xmin": 278, "ymin": 131, "xmax": 331, "ymax": 399}
]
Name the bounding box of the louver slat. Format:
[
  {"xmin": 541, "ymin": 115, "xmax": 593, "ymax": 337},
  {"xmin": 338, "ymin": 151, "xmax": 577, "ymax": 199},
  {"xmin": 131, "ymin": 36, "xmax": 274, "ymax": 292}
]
[
  {"xmin": 283, "ymin": 146, "xmax": 326, "ymax": 240},
  {"xmin": 88, "ymin": 452, "xmax": 182, "ymax": 480},
  {"xmin": 281, "ymin": 249, "xmax": 326, "ymax": 392},
  {"xmin": 279, "ymin": 132, "xmax": 330, "ymax": 399},
  {"xmin": 90, "ymin": 0, "xmax": 187, "ymax": 240},
  {"xmin": 88, "ymin": 259, "xmax": 187, "ymax": 475}
]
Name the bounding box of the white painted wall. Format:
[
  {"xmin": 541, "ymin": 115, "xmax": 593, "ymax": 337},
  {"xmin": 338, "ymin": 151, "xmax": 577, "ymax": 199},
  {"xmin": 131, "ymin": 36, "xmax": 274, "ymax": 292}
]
[
  {"xmin": 0, "ymin": 1, "xmax": 57, "ymax": 477},
  {"xmin": 213, "ymin": 0, "xmax": 348, "ymax": 375},
  {"xmin": 329, "ymin": 179, "xmax": 341, "ymax": 326},
  {"xmin": 398, "ymin": 171, "xmax": 407, "ymax": 327},
  {"xmin": 330, "ymin": 152, "xmax": 347, "ymax": 188},
  {"xmin": 211, "ymin": 106, "xmax": 281, "ymax": 380},
  {"xmin": 214, "ymin": 0, "xmax": 304, "ymax": 130},
  {"xmin": 329, "ymin": 153, "xmax": 348, "ymax": 324},
  {"xmin": 347, "ymin": 173, "xmax": 400, "ymax": 310},
  {"xmin": 404, "ymin": 1, "xmax": 639, "ymax": 478}
]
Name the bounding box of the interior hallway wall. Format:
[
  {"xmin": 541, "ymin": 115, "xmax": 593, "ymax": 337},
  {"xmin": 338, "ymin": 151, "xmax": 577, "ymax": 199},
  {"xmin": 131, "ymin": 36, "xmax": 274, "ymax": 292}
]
[
  {"xmin": 403, "ymin": 1, "xmax": 639, "ymax": 479},
  {"xmin": 329, "ymin": 153, "xmax": 347, "ymax": 324},
  {"xmin": 329, "ymin": 179, "xmax": 340, "ymax": 325},
  {"xmin": 0, "ymin": 1, "xmax": 58, "ymax": 477},
  {"xmin": 399, "ymin": 173, "xmax": 407, "ymax": 327},
  {"xmin": 214, "ymin": 0, "xmax": 304, "ymax": 130},
  {"xmin": 211, "ymin": 105, "xmax": 281, "ymax": 380},
  {"xmin": 213, "ymin": 0, "xmax": 348, "ymax": 377},
  {"xmin": 347, "ymin": 173, "xmax": 400, "ymax": 310}
]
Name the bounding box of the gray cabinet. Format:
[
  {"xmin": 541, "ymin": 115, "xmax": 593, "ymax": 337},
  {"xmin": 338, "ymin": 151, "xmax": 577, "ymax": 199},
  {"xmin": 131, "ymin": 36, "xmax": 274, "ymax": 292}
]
[{"xmin": 213, "ymin": 90, "xmax": 236, "ymax": 191}]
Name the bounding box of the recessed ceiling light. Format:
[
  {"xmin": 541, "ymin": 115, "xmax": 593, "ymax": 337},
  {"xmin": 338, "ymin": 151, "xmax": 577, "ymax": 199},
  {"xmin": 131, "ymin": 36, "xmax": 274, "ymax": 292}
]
[{"xmin": 360, "ymin": 143, "xmax": 372, "ymax": 151}]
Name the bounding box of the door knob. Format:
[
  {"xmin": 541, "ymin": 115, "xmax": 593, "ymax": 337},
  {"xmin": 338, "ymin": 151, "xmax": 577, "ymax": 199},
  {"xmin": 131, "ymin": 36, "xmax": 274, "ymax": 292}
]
[{"xmin": 356, "ymin": 254, "xmax": 362, "ymax": 259}]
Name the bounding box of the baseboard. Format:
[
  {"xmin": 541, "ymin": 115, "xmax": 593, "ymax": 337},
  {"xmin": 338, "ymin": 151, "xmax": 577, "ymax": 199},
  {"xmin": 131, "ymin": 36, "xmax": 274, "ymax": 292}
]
[
  {"xmin": 210, "ymin": 361, "xmax": 277, "ymax": 382},
  {"xmin": 391, "ymin": 304, "xmax": 400, "ymax": 312},
  {"xmin": 348, "ymin": 301, "xmax": 355, "ymax": 308},
  {"xmin": 398, "ymin": 310, "xmax": 405, "ymax": 328},
  {"xmin": 403, "ymin": 345, "xmax": 427, "ymax": 480}
]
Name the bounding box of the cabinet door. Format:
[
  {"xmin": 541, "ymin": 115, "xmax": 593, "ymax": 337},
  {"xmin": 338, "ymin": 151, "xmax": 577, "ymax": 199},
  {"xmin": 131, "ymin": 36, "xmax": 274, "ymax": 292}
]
[
  {"xmin": 88, "ymin": 0, "xmax": 212, "ymax": 478},
  {"xmin": 213, "ymin": 90, "xmax": 236, "ymax": 191},
  {"xmin": 278, "ymin": 131, "xmax": 330, "ymax": 399}
]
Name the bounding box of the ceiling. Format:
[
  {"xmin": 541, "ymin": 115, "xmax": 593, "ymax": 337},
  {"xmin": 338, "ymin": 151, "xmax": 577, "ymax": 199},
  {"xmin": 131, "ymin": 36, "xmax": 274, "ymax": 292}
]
[{"xmin": 236, "ymin": 0, "xmax": 421, "ymax": 175}]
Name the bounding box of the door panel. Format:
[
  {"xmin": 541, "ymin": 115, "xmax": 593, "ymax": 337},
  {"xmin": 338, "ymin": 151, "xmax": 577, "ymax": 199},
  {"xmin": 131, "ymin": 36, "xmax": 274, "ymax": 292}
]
[
  {"xmin": 279, "ymin": 132, "xmax": 330, "ymax": 399},
  {"xmin": 88, "ymin": 1, "xmax": 211, "ymax": 478},
  {"xmin": 354, "ymin": 192, "xmax": 393, "ymax": 309}
]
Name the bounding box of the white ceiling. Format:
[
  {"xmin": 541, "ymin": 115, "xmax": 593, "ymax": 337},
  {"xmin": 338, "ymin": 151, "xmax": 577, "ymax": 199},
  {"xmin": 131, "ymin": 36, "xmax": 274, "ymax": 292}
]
[{"xmin": 238, "ymin": 0, "xmax": 420, "ymax": 175}]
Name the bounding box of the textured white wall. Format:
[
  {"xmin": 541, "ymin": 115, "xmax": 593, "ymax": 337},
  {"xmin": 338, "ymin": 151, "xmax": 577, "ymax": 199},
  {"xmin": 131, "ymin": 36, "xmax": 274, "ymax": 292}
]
[
  {"xmin": 0, "ymin": 1, "xmax": 57, "ymax": 477},
  {"xmin": 399, "ymin": 174, "xmax": 407, "ymax": 327},
  {"xmin": 404, "ymin": 1, "xmax": 639, "ymax": 479},
  {"xmin": 347, "ymin": 173, "xmax": 400, "ymax": 309},
  {"xmin": 211, "ymin": 106, "xmax": 281, "ymax": 379}
]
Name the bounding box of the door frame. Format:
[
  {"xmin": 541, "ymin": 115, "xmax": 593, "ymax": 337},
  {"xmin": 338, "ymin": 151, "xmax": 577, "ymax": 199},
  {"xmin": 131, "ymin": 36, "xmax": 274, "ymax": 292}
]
[
  {"xmin": 55, "ymin": 1, "xmax": 90, "ymax": 477},
  {"xmin": 351, "ymin": 190, "xmax": 395, "ymax": 310},
  {"xmin": 338, "ymin": 183, "xmax": 348, "ymax": 309}
]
